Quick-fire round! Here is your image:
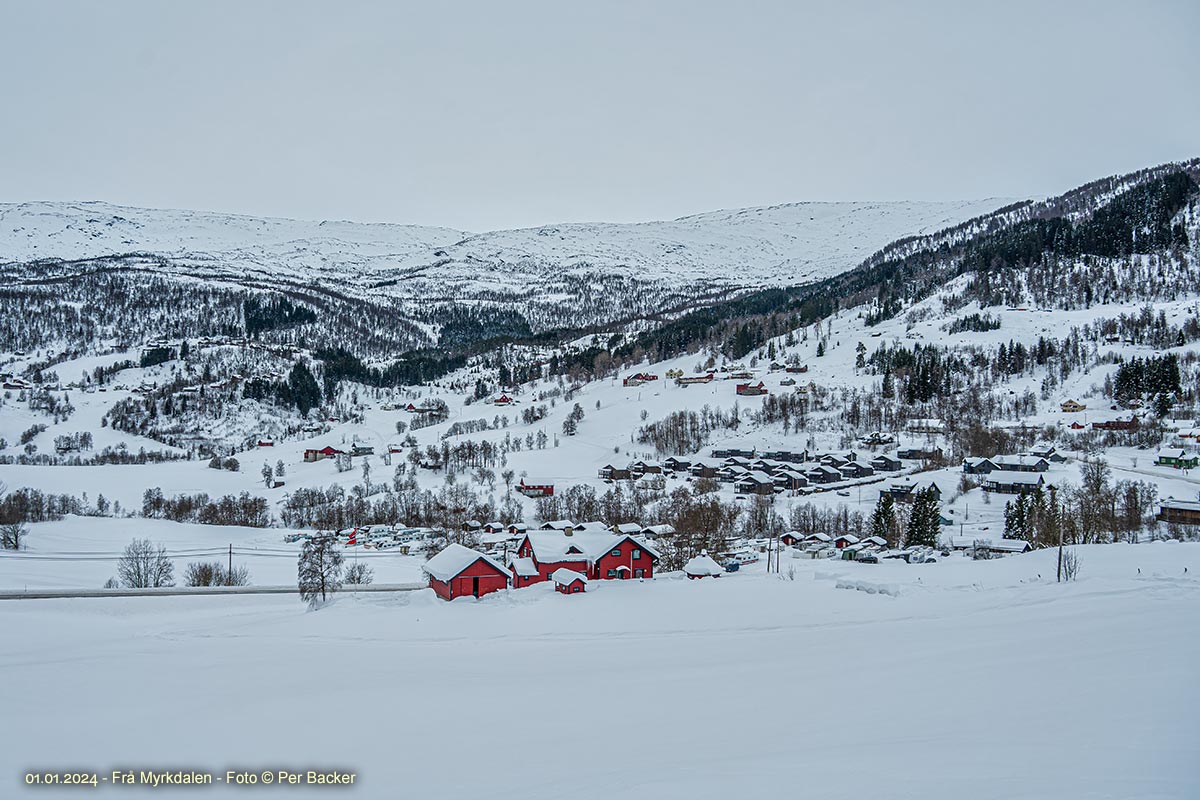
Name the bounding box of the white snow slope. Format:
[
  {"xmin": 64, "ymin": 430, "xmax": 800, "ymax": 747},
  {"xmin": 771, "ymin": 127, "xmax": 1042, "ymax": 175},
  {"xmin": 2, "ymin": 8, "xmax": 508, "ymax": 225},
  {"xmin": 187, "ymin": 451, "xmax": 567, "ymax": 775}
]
[
  {"xmin": 0, "ymin": 198, "xmax": 1010, "ymax": 291},
  {"xmin": 1, "ymin": 543, "xmax": 1196, "ymax": 799}
]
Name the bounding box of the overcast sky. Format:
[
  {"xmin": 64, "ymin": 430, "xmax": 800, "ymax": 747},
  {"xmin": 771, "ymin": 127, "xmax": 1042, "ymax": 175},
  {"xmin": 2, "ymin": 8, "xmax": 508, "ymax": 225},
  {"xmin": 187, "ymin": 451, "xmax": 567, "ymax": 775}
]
[{"xmin": 1, "ymin": 0, "xmax": 1197, "ymax": 231}]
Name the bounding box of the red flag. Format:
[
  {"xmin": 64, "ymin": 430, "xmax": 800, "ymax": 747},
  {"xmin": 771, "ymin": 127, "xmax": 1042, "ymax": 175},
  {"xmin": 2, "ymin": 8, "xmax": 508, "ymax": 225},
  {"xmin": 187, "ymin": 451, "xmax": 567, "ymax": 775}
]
[{"xmin": 347, "ymin": 529, "xmax": 357, "ymax": 546}]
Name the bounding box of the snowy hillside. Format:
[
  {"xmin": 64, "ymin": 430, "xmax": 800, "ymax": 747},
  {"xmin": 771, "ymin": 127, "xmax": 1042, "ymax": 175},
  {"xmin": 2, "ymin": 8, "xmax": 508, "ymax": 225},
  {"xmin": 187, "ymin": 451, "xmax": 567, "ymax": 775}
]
[{"xmin": 0, "ymin": 198, "xmax": 1009, "ymax": 293}]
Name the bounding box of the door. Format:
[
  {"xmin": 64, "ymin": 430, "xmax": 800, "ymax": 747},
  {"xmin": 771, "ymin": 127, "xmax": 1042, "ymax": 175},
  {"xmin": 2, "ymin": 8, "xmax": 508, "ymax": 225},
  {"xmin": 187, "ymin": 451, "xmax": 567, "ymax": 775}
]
[{"xmin": 472, "ymin": 577, "xmax": 480, "ymax": 597}]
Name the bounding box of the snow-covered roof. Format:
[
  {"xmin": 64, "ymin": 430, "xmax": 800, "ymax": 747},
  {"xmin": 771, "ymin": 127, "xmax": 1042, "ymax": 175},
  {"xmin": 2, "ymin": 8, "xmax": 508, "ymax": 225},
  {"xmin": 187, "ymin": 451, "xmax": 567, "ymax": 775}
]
[
  {"xmin": 614, "ymin": 522, "xmax": 642, "ymax": 534},
  {"xmin": 737, "ymin": 470, "xmax": 774, "ymax": 484},
  {"xmin": 949, "ymin": 536, "xmax": 1031, "ymax": 552},
  {"xmin": 805, "ymin": 533, "xmax": 832, "ymax": 542},
  {"xmin": 642, "ymin": 524, "xmax": 676, "ymax": 536},
  {"xmin": 551, "ymin": 568, "xmax": 586, "ymax": 586},
  {"xmin": 508, "ymin": 557, "xmax": 538, "ymax": 577},
  {"xmin": 985, "ymin": 470, "xmax": 1045, "ymax": 485},
  {"xmin": 423, "ymin": 544, "xmax": 509, "ymax": 582},
  {"xmin": 834, "ymin": 534, "xmax": 860, "ymax": 544},
  {"xmin": 683, "ymin": 553, "xmax": 725, "ymax": 576},
  {"xmin": 1161, "ymin": 498, "xmax": 1200, "ymax": 511},
  {"xmin": 863, "ymin": 536, "xmax": 887, "ymax": 546},
  {"xmin": 541, "ymin": 520, "xmax": 576, "ymax": 530},
  {"xmin": 573, "ymin": 520, "xmax": 609, "ymax": 531},
  {"xmin": 521, "ymin": 530, "xmax": 661, "ymax": 564}
]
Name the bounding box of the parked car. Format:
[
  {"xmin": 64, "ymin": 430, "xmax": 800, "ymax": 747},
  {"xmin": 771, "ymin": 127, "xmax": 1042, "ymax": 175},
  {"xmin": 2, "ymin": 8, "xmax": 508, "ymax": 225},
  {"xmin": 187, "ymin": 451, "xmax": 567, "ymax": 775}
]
[
  {"xmin": 856, "ymin": 554, "xmax": 879, "ymax": 564},
  {"xmin": 724, "ymin": 561, "xmax": 741, "ymax": 572}
]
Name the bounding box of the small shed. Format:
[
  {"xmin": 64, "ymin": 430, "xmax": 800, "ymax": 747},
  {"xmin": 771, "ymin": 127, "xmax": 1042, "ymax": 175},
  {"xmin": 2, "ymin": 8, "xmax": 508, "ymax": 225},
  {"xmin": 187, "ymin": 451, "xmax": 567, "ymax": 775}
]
[{"xmin": 552, "ymin": 568, "xmax": 587, "ymax": 594}]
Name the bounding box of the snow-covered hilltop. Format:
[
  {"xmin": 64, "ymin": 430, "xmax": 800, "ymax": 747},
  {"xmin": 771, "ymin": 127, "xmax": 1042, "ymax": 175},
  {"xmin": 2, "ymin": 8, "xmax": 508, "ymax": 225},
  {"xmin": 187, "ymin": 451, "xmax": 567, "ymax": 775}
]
[{"xmin": 0, "ymin": 197, "xmax": 1009, "ymax": 291}]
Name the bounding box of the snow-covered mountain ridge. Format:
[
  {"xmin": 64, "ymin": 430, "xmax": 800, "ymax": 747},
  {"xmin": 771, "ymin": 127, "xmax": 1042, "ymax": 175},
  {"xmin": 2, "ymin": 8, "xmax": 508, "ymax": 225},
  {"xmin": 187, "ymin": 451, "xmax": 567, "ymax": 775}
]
[{"xmin": 0, "ymin": 198, "xmax": 1012, "ymax": 293}]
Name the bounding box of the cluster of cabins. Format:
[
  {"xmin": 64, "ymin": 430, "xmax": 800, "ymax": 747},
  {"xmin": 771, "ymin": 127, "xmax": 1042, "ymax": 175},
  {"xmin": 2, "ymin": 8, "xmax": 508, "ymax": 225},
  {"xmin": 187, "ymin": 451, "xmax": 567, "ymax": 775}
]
[
  {"xmin": 423, "ymin": 520, "xmax": 663, "ymax": 600},
  {"xmin": 963, "ymin": 444, "xmax": 1064, "ymax": 494},
  {"xmin": 689, "ymin": 449, "xmax": 904, "ymax": 496},
  {"xmin": 595, "ymin": 444, "xmax": 939, "ymax": 497}
]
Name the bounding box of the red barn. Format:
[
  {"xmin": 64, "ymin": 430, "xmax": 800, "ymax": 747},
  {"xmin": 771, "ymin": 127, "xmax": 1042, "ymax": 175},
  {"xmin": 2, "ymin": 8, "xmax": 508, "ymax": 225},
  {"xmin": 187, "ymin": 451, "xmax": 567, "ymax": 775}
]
[
  {"xmin": 424, "ymin": 544, "xmax": 510, "ymax": 600},
  {"xmin": 552, "ymin": 568, "xmax": 587, "ymax": 594},
  {"xmin": 494, "ymin": 394, "xmax": 515, "ymax": 406}
]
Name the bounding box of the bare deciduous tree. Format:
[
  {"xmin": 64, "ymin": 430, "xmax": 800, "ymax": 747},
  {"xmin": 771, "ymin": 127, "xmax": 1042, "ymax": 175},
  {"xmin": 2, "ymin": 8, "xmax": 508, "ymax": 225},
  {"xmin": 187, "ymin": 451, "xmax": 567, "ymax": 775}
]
[
  {"xmin": 344, "ymin": 561, "xmax": 374, "ymax": 585},
  {"xmin": 117, "ymin": 538, "xmax": 175, "ymax": 588}
]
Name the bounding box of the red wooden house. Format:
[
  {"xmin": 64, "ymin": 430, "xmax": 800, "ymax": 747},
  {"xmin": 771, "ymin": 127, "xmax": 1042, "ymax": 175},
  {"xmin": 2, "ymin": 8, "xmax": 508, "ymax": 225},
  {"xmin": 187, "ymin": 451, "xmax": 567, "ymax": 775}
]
[
  {"xmin": 517, "ymin": 478, "xmax": 554, "ymax": 498},
  {"xmin": 493, "ymin": 394, "xmax": 515, "ymax": 406},
  {"xmin": 256, "ymin": 440, "xmax": 274, "ymax": 447},
  {"xmin": 303, "ymin": 445, "xmax": 343, "ymax": 462},
  {"xmin": 424, "ymin": 544, "xmax": 510, "ymax": 600},
  {"xmin": 511, "ymin": 530, "xmax": 660, "ymax": 584},
  {"xmin": 736, "ymin": 382, "xmax": 768, "ymax": 396},
  {"xmin": 552, "ymin": 568, "xmax": 587, "ymax": 594}
]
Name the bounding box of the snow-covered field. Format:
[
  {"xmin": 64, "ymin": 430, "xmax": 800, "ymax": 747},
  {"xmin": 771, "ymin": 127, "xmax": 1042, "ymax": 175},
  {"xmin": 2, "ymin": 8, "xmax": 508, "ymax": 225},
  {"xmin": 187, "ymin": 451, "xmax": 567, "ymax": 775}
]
[{"xmin": 2, "ymin": 542, "xmax": 1196, "ymax": 799}]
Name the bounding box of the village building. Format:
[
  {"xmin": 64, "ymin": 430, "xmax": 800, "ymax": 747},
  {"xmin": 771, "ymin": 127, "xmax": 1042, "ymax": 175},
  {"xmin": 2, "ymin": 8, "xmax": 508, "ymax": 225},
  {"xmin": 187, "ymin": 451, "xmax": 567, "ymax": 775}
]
[
  {"xmin": 1093, "ymin": 417, "xmax": 1140, "ymax": 432},
  {"xmin": 518, "ymin": 478, "xmax": 555, "ymax": 498},
  {"xmin": 884, "ymin": 480, "xmax": 943, "ymax": 503},
  {"xmin": 711, "ymin": 447, "xmax": 756, "ymax": 459},
  {"xmin": 806, "ymin": 464, "xmax": 843, "ymax": 485},
  {"xmin": 735, "ymin": 471, "xmax": 776, "ymax": 496},
  {"xmin": 991, "ymin": 455, "xmax": 1049, "ymax": 473},
  {"xmin": 736, "ymin": 381, "xmax": 768, "ymax": 396},
  {"xmin": 683, "ymin": 552, "xmax": 725, "ymax": 579},
  {"xmin": 676, "ymin": 373, "xmax": 715, "ymax": 386},
  {"xmin": 597, "ymin": 464, "xmax": 632, "ymax": 481},
  {"xmin": 303, "ymin": 445, "xmax": 343, "ymax": 462},
  {"xmin": 1155, "ymin": 449, "xmax": 1199, "ymax": 469},
  {"xmin": 512, "ymin": 529, "xmax": 661, "ymax": 582},
  {"xmin": 552, "ymin": 568, "xmax": 587, "ymax": 594},
  {"xmin": 833, "ymin": 534, "xmax": 860, "ymax": 549},
  {"xmin": 493, "ymin": 393, "xmax": 515, "ymax": 406},
  {"xmin": 785, "ymin": 365, "xmax": 809, "ymax": 374},
  {"xmin": 779, "ymin": 531, "xmax": 803, "ymax": 546},
  {"xmin": 641, "ymin": 524, "xmax": 675, "ymax": 539},
  {"xmin": 629, "ymin": 460, "xmax": 663, "ymax": 476},
  {"xmin": 962, "ymin": 457, "xmax": 998, "ymax": 475},
  {"xmin": 1060, "ymin": 399, "xmax": 1087, "ymax": 413},
  {"xmin": 424, "ymin": 544, "xmax": 510, "ymax": 600},
  {"xmin": 870, "ymin": 454, "xmax": 903, "ymax": 472},
  {"xmin": 774, "ymin": 469, "xmax": 809, "ymax": 492},
  {"xmin": 982, "ymin": 471, "xmax": 1047, "ymax": 494},
  {"xmin": 662, "ymin": 456, "xmax": 692, "ymax": 472},
  {"xmin": 540, "ymin": 520, "xmax": 576, "ymax": 533},
  {"xmin": 1158, "ymin": 498, "xmax": 1200, "ymax": 525},
  {"xmin": 510, "ymin": 557, "xmax": 541, "ymax": 589},
  {"xmin": 896, "ymin": 446, "xmax": 944, "ymax": 461},
  {"xmin": 840, "ymin": 462, "xmax": 875, "ymax": 479},
  {"xmin": 689, "ymin": 461, "xmax": 720, "ymax": 479}
]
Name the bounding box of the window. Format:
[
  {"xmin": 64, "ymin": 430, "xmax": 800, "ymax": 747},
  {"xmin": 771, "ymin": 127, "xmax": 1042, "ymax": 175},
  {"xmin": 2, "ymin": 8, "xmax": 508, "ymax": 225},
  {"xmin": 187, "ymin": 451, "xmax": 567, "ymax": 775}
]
[
  {"xmin": 632, "ymin": 549, "xmax": 641, "ymax": 559},
  {"xmin": 606, "ymin": 569, "xmax": 616, "ymax": 578},
  {"xmin": 634, "ymin": 569, "xmax": 645, "ymax": 578},
  {"xmin": 611, "ymin": 548, "xmax": 621, "ymax": 557}
]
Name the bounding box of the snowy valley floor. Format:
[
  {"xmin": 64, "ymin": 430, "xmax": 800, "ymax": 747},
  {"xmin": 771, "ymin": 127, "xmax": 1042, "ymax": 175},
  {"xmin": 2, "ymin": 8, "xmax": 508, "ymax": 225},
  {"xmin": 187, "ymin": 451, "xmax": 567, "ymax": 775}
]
[{"xmin": 1, "ymin": 543, "xmax": 1197, "ymax": 799}]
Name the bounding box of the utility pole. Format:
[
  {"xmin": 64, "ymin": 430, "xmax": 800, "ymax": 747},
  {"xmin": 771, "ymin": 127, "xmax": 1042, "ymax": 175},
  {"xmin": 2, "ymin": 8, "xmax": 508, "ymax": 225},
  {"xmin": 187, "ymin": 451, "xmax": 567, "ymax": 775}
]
[
  {"xmin": 228, "ymin": 543, "xmax": 232, "ymax": 582},
  {"xmin": 1056, "ymin": 519, "xmax": 1064, "ymax": 583}
]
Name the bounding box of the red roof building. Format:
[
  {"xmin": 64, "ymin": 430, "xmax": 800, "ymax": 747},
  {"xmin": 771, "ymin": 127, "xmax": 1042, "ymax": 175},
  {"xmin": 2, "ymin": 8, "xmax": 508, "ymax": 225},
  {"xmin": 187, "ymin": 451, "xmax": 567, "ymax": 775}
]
[
  {"xmin": 517, "ymin": 478, "xmax": 554, "ymax": 498},
  {"xmin": 552, "ymin": 568, "xmax": 587, "ymax": 594},
  {"xmin": 511, "ymin": 530, "xmax": 660, "ymax": 584},
  {"xmin": 423, "ymin": 544, "xmax": 510, "ymax": 601}
]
